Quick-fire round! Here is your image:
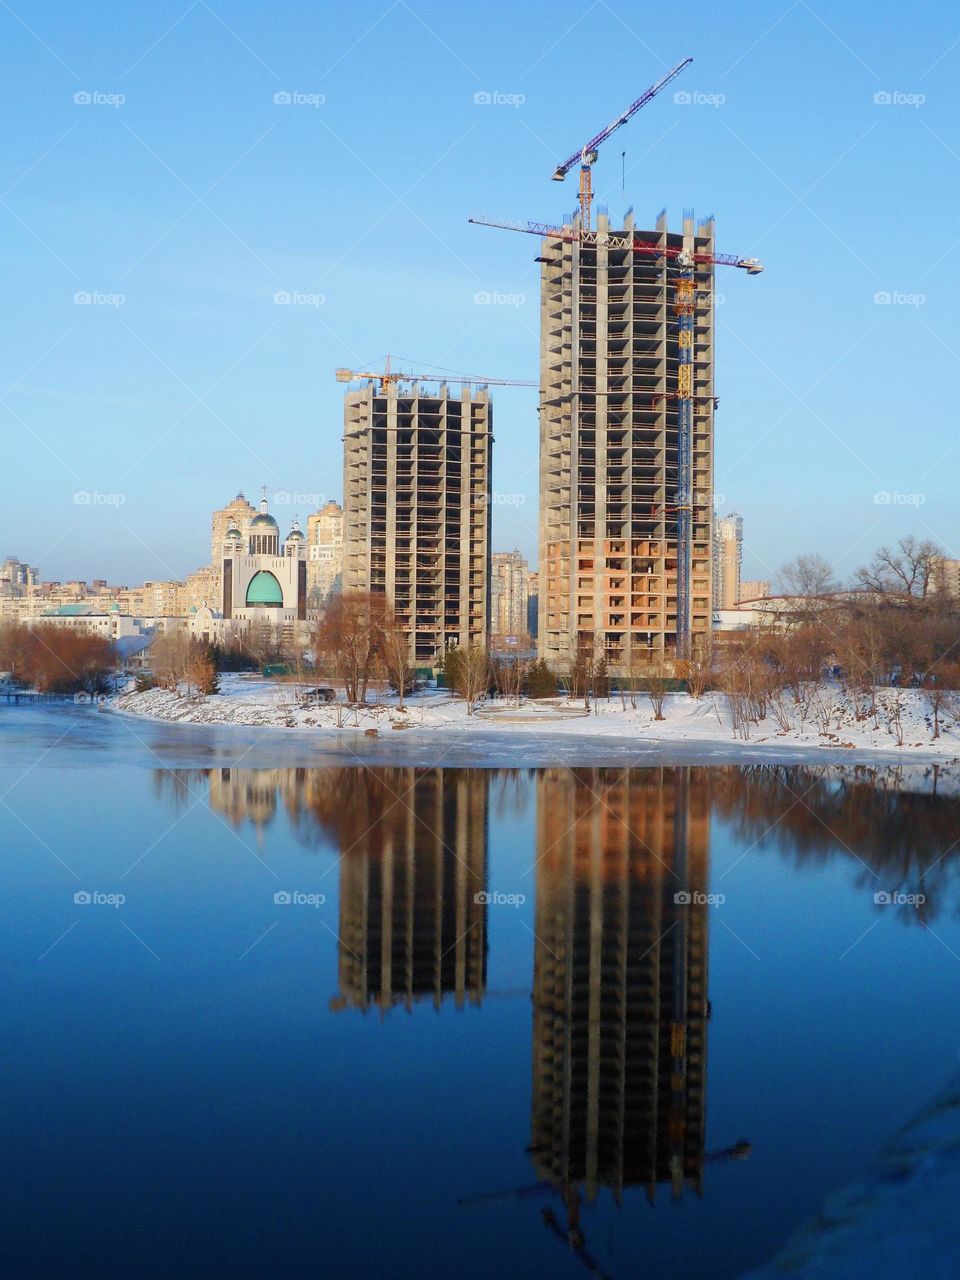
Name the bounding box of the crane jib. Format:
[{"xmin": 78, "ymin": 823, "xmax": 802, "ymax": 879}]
[{"xmin": 553, "ymin": 57, "xmax": 693, "ymax": 178}]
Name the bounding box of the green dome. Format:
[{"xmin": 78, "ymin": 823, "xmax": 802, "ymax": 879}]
[
  {"xmin": 285, "ymin": 527, "xmax": 304, "ymax": 541},
  {"xmin": 251, "ymin": 512, "xmax": 278, "ymax": 528},
  {"xmin": 245, "ymin": 570, "xmax": 284, "ymax": 607},
  {"xmin": 225, "ymin": 526, "xmax": 243, "ymax": 540}
]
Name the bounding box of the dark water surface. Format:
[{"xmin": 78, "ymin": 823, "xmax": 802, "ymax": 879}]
[{"xmin": 2, "ymin": 707, "xmax": 959, "ymax": 1279}]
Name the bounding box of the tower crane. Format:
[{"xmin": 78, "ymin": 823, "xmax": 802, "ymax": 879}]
[
  {"xmin": 551, "ymin": 57, "xmax": 692, "ymax": 229},
  {"xmin": 335, "ymin": 355, "xmax": 538, "ymax": 392},
  {"xmin": 469, "ymin": 216, "xmax": 762, "ymax": 660}
]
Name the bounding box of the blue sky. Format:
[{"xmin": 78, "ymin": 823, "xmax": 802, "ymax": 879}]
[{"xmin": 2, "ymin": 0, "xmax": 958, "ymax": 586}]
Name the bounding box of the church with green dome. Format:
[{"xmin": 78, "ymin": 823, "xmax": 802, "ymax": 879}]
[{"xmin": 220, "ymin": 491, "xmax": 307, "ymax": 631}]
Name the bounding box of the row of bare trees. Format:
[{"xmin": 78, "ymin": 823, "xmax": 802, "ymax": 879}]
[{"xmin": 0, "ymin": 623, "xmax": 114, "ymax": 694}]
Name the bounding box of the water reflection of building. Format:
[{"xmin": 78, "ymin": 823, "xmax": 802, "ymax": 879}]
[
  {"xmin": 331, "ymin": 769, "xmax": 489, "ymax": 1015},
  {"xmin": 531, "ymin": 767, "xmax": 711, "ymax": 1208},
  {"xmin": 207, "ymin": 767, "xmax": 310, "ymax": 843}
]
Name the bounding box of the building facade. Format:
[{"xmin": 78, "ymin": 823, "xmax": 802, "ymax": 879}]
[
  {"xmin": 221, "ymin": 495, "xmax": 307, "ymax": 630},
  {"xmin": 211, "ymin": 491, "xmax": 257, "ymax": 568},
  {"xmin": 539, "ymin": 210, "xmax": 716, "ymax": 676},
  {"xmin": 713, "ymin": 512, "xmax": 743, "ymax": 611},
  {"xmin": 490, "ymin": 549, "xmax": 529, "ymax": 638},
  {"xmin": 737, "ymin": 578, "xmax": 769, "ymax": 603},
  {"xmin": 306, "ymin": 500, "xmax": 344, "ymax": 611},
  {"xmin": 343, "ymin": 383, "xmax": 492, "ymax": 669}
]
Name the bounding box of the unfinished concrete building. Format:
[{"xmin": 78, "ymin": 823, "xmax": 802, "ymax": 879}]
[
  {"xmin": 539, "ymin": 210, "xmax": 716, "ymax": 675},
  {"xmin": 343, "ymin": 383, "xmax": 492, "ymax": 670}
]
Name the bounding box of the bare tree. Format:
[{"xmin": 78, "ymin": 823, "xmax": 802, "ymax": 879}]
[
  {"xmin": 778, "ymin": 553, "xmax": 839, "ymax": 598},
  {"xmin": 313, "ymin": 592, "xmax": 391, "ymax": 705},
  {"xmin": 490, "ymin": 634, "xmax": 533, "ymax": 706},
  {"xmin": 380, "ymin": 611, "xmax": 412, "ymax": 711},
  {"xmin": 151, "ymin": 630, "xmax": 191, "ymax": 692},
  {"xmin": 638, "ymin": 656, "xmax": 672, "ymax": 721},
  {"xmin": 185, "ymin": 643, "xmax": 217, "ymax": 701},
  {"xmin": 448, "ymin": 644, "xmax": 490, "ymax": 714},
  {"xmin": 855, "ymin": 536, "xmax": 943, "ymax": 601}
]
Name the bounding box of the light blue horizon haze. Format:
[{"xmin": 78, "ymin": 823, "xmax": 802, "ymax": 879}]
[{"xmin": 1, "ymin": 0, "xmax": 957, "ymax": 587}]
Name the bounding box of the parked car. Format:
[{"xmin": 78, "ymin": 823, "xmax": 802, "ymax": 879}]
[{"xmin": 300, "ymin": 685, "xmax": 337, "ymax": 705}]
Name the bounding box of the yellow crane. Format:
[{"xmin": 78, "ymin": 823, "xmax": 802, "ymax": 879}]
[{"xmin": 335, "ymin": 355, "xmax": 538, "ymax": 392}]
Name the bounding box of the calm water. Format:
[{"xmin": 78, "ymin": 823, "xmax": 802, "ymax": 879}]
[{"xmin": 2, "ymin": 708, "xmax": 960, "ymax": 1279}]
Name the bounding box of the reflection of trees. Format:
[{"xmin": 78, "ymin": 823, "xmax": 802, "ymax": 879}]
[{"xmin": 711, "ymin": 763, "xmax": 960, "ymax": 921}]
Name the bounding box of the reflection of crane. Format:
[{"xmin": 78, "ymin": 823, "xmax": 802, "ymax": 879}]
[
  {"xmin": 551, "ymin": 57, "xmax": 693, "ymax": 229},
  {"xmin": 460, "ymin": 1139, "xmax": 750, "ymax": 1278},
  {"xmin": 469, "ymin": 214, "xmax": 762, "ymax": 659},
  {"xmin": 335, "ymin": 354, "xmax": 538, "ymax": 392}
]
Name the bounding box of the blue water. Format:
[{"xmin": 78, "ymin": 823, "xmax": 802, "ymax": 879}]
[{"xmin": 1, "ymin": 707, "xmax": 958, "ymax": 1279}]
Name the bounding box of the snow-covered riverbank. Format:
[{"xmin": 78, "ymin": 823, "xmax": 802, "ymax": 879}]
[{"xmin": 109, "ymin": 676, "xmax": 960, "ymax": 761}]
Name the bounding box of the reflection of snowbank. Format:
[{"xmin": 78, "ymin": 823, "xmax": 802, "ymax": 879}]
[{"xmin": 108, "ymin": 676, "xmax": 960, "ymax": 761}]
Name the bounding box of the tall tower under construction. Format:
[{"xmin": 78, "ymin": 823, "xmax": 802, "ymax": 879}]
[
  {"xmin": 343, "ymin": 383, "xmax": 493, "ymax": 670},
  {"xmin": 538, "ymin": 210, "xmax": 716, "ymax": 675}
]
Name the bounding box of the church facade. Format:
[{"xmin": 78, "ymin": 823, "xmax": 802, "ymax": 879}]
[{"xmin": 221, "ymin": 495, "xmax": 307, "ymax": 627}]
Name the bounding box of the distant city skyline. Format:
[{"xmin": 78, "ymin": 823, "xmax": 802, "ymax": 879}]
[{"xmin": 3, "ymin": 1, "xmax": 958, "ymax": 587}]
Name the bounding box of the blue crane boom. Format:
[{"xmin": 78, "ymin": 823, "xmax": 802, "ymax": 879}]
[{"xmin": 551, "ymin": 57, "xmax": 693, "ymax": 227}]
